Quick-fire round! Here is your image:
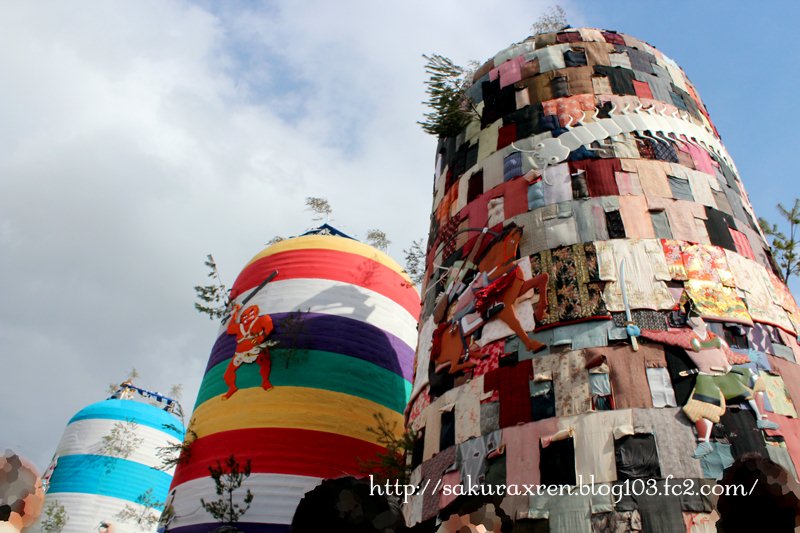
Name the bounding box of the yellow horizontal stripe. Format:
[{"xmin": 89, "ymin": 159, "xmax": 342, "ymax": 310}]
[
  {"xmin": 244, "ymin": 235, "xmax": 411, "ymax": 282},
  {"xmin": 189, "ymin": 386, "xmax": 403, "ymax": 447}
]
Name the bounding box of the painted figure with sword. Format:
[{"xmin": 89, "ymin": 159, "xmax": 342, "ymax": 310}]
[{"xmin": 222, "ymin": 271, "xmax": 279, "ymax": 400}]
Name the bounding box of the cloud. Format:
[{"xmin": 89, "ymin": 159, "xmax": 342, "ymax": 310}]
[{"xmin": 0, "ymin": 0, "xmax": 569, "ymax": 468}]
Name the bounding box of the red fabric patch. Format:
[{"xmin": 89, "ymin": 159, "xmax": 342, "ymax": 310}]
[
  {"xmin": 497, "ymin": 123, "xmax": 517, "ymax": 150},
  {"xmin": 729, "ymin": 228, "xmax": 755, "ymax": 260},
  {"xmin": 633, "ymin": 79, "xmax": 654, "ymax": 100},
  {"xmin": 484, "ymin": 359, "xmax": 533, "ymax": 427},
  {"xmin": 568, "ymin": 159, "xmax": 622, "ymax": 197}
]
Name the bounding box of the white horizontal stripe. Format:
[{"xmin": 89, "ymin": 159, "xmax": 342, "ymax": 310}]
[
  {"xmin": 217, "ymin": 278, "xmax": 418, "ymax": 349},
  {"xmin": 33, "ymin": 492, "xmax": 160, "ymax": 533},
  {"xmin": 55, "ymin": 418, "xmax": 182, "ymax": 475},
  {"xmin": 169, "ymin": 473, "xmax": 322, "ymax": 528}
]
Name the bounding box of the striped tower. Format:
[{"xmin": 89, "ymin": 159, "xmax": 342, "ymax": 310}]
[
  {"xmin": 43, "ymin": 393, "xmax": 185, "ymax": 532},
  {"xmin": 406, "ymin": 28, "xmax": 800, "ymax": 530},
  {"xmin": 167, "ymin": 228, "xmax": 420, "ymax": 532}
]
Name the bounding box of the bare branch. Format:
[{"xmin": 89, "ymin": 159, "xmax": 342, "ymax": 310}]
[
  {"xmin": 365, "ymin": 229, "xmax": 391, "ymax": 251},
  {"xmin": 305, "ymin": 197, "xmax": 333, "ymax": 223},
  {"xmin": 114, "ymin": 489, "xmax": 161, "ymax": 530},
  {"xmin": 530, "ymin": 5, "xmax": 568, "ymax": 35}
]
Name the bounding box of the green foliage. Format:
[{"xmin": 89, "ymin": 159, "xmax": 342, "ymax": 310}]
[
  {"xmin": 201, "ymin": 455, "xmax": 254, "ymax": 531},
  {"xmin": 365, "ymin": 229, "xmax": 391, "ymax": 252},
  {"xmin": 156, "ymin": 425, "xmax": 197, "ymax": 471},
  {"xmin": 101, "ymin": 419, "xmax": 144, "ymax": 459},
  {"xmin": 40, "ymin": 501, "xmax": 69, "ymax": 533},
  {"xmin": 530, "ymin": 5, "xmax": 568, "ymax": 35},
  {"xmin": 418, "ymin": 54, "xmax": 478, "ymax": 138},
  {"xmin": 194, "ymin": 254, "xmax": 229, "ymax": 320},
  {"xmin": 403, "ymin": 238, "xmax": 426, "ymax": 288},
  {"xmin": 359, "ymin": 412, "xmax": 417, "ymax": 486},
  {"xmin": 305, "ymin": 196, "xmax": 333, "ymax": 222},
  {"xmin": 114, "ymin": 489, "xmax": 161, "ymax": 530},
  {"xmin": 760, "ymin": 198, "xmax": 800, "ymax": 283}
]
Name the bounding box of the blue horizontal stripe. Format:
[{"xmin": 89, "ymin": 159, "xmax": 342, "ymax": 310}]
[
  {"xmin": 69, "ymin": 399, "xmax": 184, "ymax": 439},
  {"xmin": 168, "ymin": 523, "xmax": 289, "ymax": 533},
  {"xmin": 47, "ymin": 454, "xmax": 171, "ymax": 508}
]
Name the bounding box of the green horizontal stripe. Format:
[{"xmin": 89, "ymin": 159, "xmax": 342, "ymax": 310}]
[{"xmin": 196, "ymin": 349, "xmax": 411, "ymax": 413}]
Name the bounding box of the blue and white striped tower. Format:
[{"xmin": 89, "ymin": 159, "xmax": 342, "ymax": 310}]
[{"xmin": 42, "ymin": 386, "xmax": 185, "ymax": 532}]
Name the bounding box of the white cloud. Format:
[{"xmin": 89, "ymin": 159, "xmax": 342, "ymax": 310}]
[{"xmin": 1, "ymin": 0, "xmax": 568, "ymax": 468}]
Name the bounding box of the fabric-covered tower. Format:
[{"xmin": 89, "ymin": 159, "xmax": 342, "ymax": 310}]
[
  {"xmin": 166, "ymin": 227, "xmax": 420, "ymax": 532},
  {"xmin": 405, "ymin": 28, "xmax": 800, "ymax": 531},
  {"xmin": 41, "ymin": 383, "xmax": 185, "ymax": 533}
]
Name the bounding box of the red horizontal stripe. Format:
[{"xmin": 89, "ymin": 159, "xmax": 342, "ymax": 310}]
[
  {"xmin": 171, "ymin": 428, "xmax": 385, "ymax": 487},
  {"xmin": 230, "ymin": 248, "xmax": 419, "ymax": 318}
]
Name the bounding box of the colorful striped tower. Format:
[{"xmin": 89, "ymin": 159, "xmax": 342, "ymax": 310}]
[
  {"xmin": 406, "ymin": 27, "xmax": 800, "ymax": 530},
  {"xmin": 43, "ymin": 389, "xmax": 184, "ymax": 532},
  {"xmin": 166, "ymin": 228, "xmax": 420, "ymax": 532}
]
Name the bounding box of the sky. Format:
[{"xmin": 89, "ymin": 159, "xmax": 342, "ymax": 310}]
[{"xmin": 2, "ymin": 0, "xmax": 799, "ymax": 470}]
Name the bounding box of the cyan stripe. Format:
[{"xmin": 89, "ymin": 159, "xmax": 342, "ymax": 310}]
[
  {"xmin": 169, "ymin": 524, "xmax": 289, "ymax": 533},
  {"xmin": 69, "ymin": 399, "xmax": 184, "ymax": 440},
  {"xmin": 47, "ymin": 454, "xmax": 171, "ymax": 508},
  {"xmin": 195, "ymin": 349, "xmax": 411, "ymax": 412}
]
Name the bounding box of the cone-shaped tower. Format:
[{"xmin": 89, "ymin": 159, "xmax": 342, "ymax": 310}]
[
  {"xmin": 406, "ymin": 27, "xmax": 800, "ymax": 530},
  {"xmin": 167, "ymin": 227, "xmax": 420, "ymax": 532},
  {"xmin": 41, "ymin": 384, "xmax": 184, "ymax": 532}
]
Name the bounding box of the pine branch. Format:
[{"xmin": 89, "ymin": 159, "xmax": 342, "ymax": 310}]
[
  {"xmin": 403, "ymin": 238, "xmax": 426, "ymax": 287},
  {"xmin": 201, "ymin": 455, "xmax": 254, "ymax": 528},
  {"xmin": 194, "ymin": 254, "xmax": 229, "ymax": 320},
  {"xmin": 418, "ymin": 54, "xmax": 477, "ymax": 138},
  {"xmin": 358, "ymin": 412, "xmax": 417, "ymax": 485},
  {"xmin": 760, "ymin": 199, "xmax": 800, "ymax": 283}
]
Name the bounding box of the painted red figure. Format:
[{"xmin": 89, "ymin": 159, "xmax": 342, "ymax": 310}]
[{"xmin": 223, "ymin": 303, "xmax": 275, "ymax": 399}]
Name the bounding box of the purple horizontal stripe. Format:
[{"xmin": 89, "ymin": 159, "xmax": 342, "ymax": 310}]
[
  {"xmin": 207, "ymin": 333, "xmax": 236, "ymax": 369},
  {"xmin": 205, "ymin": 312, "xmax": 414, "ymax": 381},
  {"xmin": 168, "ymin": 523, "xmax": 289, "ymax": 533}
]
